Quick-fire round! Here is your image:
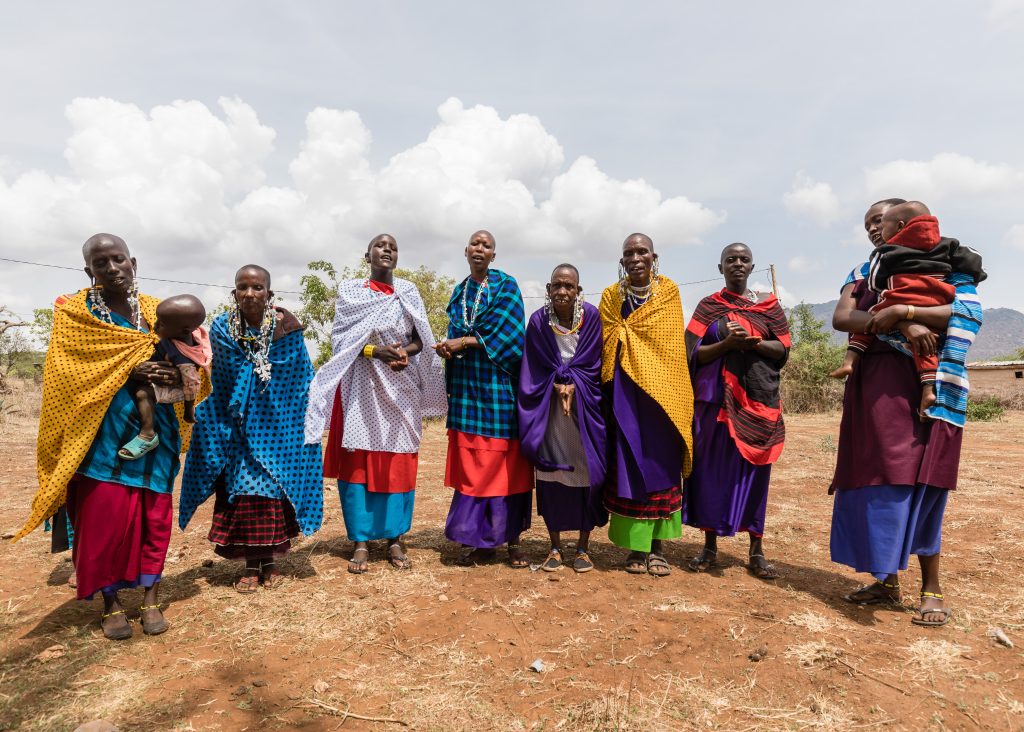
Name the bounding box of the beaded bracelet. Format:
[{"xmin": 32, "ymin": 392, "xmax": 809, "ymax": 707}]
[{"xmin": 362, "ymin": 344, "xmax": 376, "ymax": 358}]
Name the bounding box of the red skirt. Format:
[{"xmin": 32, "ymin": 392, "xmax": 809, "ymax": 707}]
[
  {"xmin": 444, "ymin": 430, "xmax": 534, "ymax": 498},
  {"xmin": 68, "ymin": 475, "xmax": 172, "ymax": 600}
]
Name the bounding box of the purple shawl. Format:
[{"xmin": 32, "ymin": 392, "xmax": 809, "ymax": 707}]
[{"xmin": 517, "ymin": 301, "xmax": 606, "ymax": 488}]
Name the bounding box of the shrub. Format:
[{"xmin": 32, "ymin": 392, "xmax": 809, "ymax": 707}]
[
  {"xmin": 966, "ymin": 397, "xmax": 1005, "ymax": 422},
  {"xmin": 781, "ymin": 303, "xmax": 846, "ymax": 413}
]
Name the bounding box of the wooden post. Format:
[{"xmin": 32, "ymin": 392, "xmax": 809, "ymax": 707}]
[{"xmin": 769, "ymin": 264, "xmax": 779, "ymax": 300}]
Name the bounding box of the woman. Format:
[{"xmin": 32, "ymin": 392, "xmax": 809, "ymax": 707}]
[
  {"xmin": 599, "ymin": 233, "xmax": 694, "ymax": 576},
  {"xmin": 180, "ymin": 265, "xmax": 323, "ymax": 592},
  {"xmin": 434, "ymin": 230, "xmax": 533, "ymax": 568},
  {"xmin": 305, "ymin": 234, "xmax": 446, "ymax": 573},
  {"xmin": 518, "ymin": 264, "xmax": 607, "ymax": 573},
  {"xmin": 683, "ymin": 243, "xmax": 790, "ymax": 579},
  {"xmin": 829, "ymin": 199, "xmax": 982, "ymax": 627},
  {"xmin": 15, "ymin": 233, "xmax": 202, "ymax": 640}
]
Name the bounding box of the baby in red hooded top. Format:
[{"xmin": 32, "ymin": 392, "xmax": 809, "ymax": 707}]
[{"xmin": 829, "ymin": 201, "xmax": 986, "ymax": 417}]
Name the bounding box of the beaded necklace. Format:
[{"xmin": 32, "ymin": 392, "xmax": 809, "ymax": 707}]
[
  {"xmin": 88, "ymin": 281, "xmax": 141, "ymax": 330},
  {"xmin": 546, "ymin": 296, "xmax": 584, "ymax": 336},
  {"xmin": 460, "ymin": 273, "xmax": 489, "ymax": 330},
  {"xmin": 624, "ymin": 276, "xmax": 658, "ymax": 310},
  {"xmin": 230, "ymin": 301, "xmax": 276, "ymax": 384}
]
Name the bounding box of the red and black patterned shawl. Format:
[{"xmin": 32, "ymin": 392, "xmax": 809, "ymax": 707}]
[{"xmin": 686, "ymin": 289, "xmax": 792, "ymax": 465}]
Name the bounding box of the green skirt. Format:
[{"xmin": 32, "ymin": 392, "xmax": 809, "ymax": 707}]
[{"xmin": 607, "ymin": 511, "xmax": 682, "ymax": 552}]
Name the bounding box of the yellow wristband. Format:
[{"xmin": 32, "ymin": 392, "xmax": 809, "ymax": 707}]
[
  {"xmin": 460, "ymin": 336, "xmax": 467, "ymax": 349},
  {"xmin": 363, "ymin": 344, "xmax": 376, "ymax": 358},
  {"xmin": 906, "ymin": 304, "xmax": 915, "ymax": 321}
]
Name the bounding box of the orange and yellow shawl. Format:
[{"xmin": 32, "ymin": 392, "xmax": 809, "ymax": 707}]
[
  {"xmin": 599, "ymin": 276, "xmax": 695, "ymax": 477},
  {"xmin": 14, "ymin": 289, "xmax": 207, "ymax": 542}
]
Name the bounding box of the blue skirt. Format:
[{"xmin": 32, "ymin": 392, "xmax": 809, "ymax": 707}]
[
  {"xmin": 830, "ymin": 484, "xmax": 947, "ymax": 580},
  {"xmin": 338, "ymin": 481, "xmax": 414, "ymax": 542}
]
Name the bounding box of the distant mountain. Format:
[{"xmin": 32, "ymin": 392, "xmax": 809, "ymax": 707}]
[{"xmin": 801, "ymin": 302, "xmax": 1024, "ymax": 362}]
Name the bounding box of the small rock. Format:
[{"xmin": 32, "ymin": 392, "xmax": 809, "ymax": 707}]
[
  {"xmin": 437, "ymin": 594, "xmax": 449, "ymax": 602},
  {"xmin": 35, "ymin": 644, "xmax": 66, "ymax": 662},
  {"xmin": 230, "ymin": 685, "xmax": 249, "ymax": 697},
  {"xmin": 252, "ymin": 679, "xmax": 267, "ymax": 687},
  {"xmin": 509, "ymin": 639, "xmax": 517, "ymax": 646},
  {"xmin": 74, "ymin": 722, "xmax": 119, "ymax": 732},
  {"xmin": 988, "ymin": 627, "xmax": 1014, "ymax": 648},
  {"xmin": 313, "ymin": 680, "xmax": 330, "ymax": 695},
  {"xmin": 548, "ymin": 575, "xmax": 561, "ymax": 582},
  {"xmin": 201, "ymin": 559, "xmax": 214, "ymax": 568},
  {"xmin": 528, "ymin": 659, "xmax": 546, "ymax": 673},
  {"xmin": 1, "ymin": 531, "xmax": 15, "ymax": 540},
  {"xmin": 748, "ymin": 645, "xmax": 768, "ymax": 662}
]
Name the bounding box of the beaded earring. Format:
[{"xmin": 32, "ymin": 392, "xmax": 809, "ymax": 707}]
[{"xmin": 652, "ymin": 257, "xmax": 660, "ymax": 280}]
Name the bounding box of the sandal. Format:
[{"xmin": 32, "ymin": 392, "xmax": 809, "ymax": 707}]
[
  {"xmin": 457, "ymin": 547, "xmax": 496, "ymax": 567},
  {"xmin": 541, "ymin": 547, "xmax": 562, "ymax": 572},
  {"xmin": 646, "ymin": 553, "xmax": 672, "ymax": 577},
  {"xmin": 507, "ymin": 544, "xmax": 529, "ymax": 569},
  {"xmin": 117, "ymin": 433, "xmax": 160, "ymax": 461},
  {"xmin": 624, "ymin": 552, "xmax": 647, "ymax": 575},
  {"xmin": 911, "ymin": 591, "xmax": 952, "ymax": 627},
  {"xmin": 572, "ymin": 549, "xmax": 594, "ymax": 573},
  {"xmin": 101, "ymin": 610, "xmax": 133, "ymax": 641},
  {"xmin": 260, "ymin": 562, "xmax": 284, "ymax": 589},
  {"xmin": 747, "ymin": 553, "xmax": 780, "ymax": 581},
  {"xmin": 348, "ymin": 547, "xmax": 369, "ymax": 575},
  {"xmin": 387, "ymin": 543, "xmax": 412, "ymax": 571},
  {"xmin": 234, "ymin": 569, "xmax": 261, "ymax": 593},
  {"xmin": 687, "ymin": 548, "xmax": 718, "ymax": 573},
  {"xmin": 843, "ymin": 580, "xmax": 900, "ymax": 605},
  {"xmin": 139, "ymin": 604, "xmax": 169, "ymax": 636}
]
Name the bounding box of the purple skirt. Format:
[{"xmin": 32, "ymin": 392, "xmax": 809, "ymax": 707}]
[
  {"xmin": 536, "ymin": 480, "xmax": 608, "ymax": 533},
  {"xmin": 444, "ymin": 492, "xmax": 532, "ymax": 548},
  {"xmin": 830, "ymin": 484, "xmax": 947, "ymax": 580},
  {"xmin": 683, "ymin": 400, "xmax": 771, "ymax": 536}
]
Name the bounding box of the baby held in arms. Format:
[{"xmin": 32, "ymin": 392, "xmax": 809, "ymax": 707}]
[
  {"xmin": 829, "ymin": 201, "xmax": 986, "ymax": 418},
  {"xmin": 118, "ymin": 294, "xmax": 212, "ymax": 460}
]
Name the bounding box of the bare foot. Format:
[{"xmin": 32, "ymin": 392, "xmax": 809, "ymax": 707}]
[
  {"xmin": 919, "ymin": 385, "xmax": 937, "ymax": 420},
  {"xmin": 829, "ymin": 364, "xmax": 854, "ymax": 379}
]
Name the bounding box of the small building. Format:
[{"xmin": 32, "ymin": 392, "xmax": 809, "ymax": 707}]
[{"xmin": 966, "ymin": 361, "xmax": 1024, "ymax": 398}]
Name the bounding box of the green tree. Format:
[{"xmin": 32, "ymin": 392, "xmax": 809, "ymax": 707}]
[
  {"xmin": 31, "ymin": 307, "xmax": 54, "ymax": 351},
  {"xmin": 297, "ymin": 260, "xmax": 456, "ymax": 368},
  {"xmin": 781, "ymin": 302, "xmax": 846, "ymax": 412}
]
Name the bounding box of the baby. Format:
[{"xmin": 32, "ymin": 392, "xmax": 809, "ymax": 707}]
[
  {"xmin": 118, "ymin": 294, "xmax": 211, "ymax": 460},
  {"xmin": 829, "ymin": 201, "xmax": 986, "ymax": 417}
]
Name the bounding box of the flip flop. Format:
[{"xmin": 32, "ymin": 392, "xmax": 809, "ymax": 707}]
[
  {"xmin": 118, "ymin": 433, "xmax": 160, "ymax": 461},
  {"xmin": 911, "ymin": 591, "xmax": 952, "ymax": 627},
  {"xmin": 387, "ymin": 543, "xmax": 412, "ymax": 571},
  {"xmin": 348, "ymin": 548, "xmax": 370, "ymax": 574},
  {"xmin": 687, "ymin": 548, "xmax": 718, "ymax": 573},
  {"xmin": 747, "ymin": 553, "xmax": 780, "ymax": 581},
  {"xmin": 843, "ymin": 580, "xmax": 900, "ymax": 605}
]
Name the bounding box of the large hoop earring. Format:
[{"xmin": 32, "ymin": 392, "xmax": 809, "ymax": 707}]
[{"xmin": 651, "ymin": 258, "xmax": 660, "ymax": 279}]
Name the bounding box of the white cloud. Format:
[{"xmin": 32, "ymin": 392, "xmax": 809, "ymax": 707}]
[
  {"xmin": 787, "ymin": 255, "xmax": 822, "ymax": 274},
  {"xmin": 0, "ymin": 96, "xmax": 724, "ymax": 314},
  {"xmin": 782, "ymin": 173, "xmax": 841, "ymax": 227},
  {"xmin": 1003, "ymin": 224, "xmax": 1024, "ymax": 249},
  {"xmin": 989, "ymin": 0, "xmax": 1024, "ymax": 27},
  {"xmin": 864, "ymin": 153, "xmax": 1024, "ymax": 203}
]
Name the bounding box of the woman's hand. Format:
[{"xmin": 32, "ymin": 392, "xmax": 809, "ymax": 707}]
[
  {"xmin": 900, "ymin": 322, "xmax": 939, "ymax": 358},
  {"xmin": 866, "ymin": 304, "xmax": 906, "ymax": 334},
  {"xmin": 386, "ymin": 344, "xmax": 410, "ymax": 371},
  {"xmin": 722, "ymin": 321, "xmax": 762, "ymax": 351},
  {"xmin": 433, "ymin": 339, "xmax": 455, "ymax": 359},
  {"xmin": 132, "ymin": 361, "xmax": 182, "ymax": 387},
  {"xmin": 554, "ymin": 383, "xmax": 576, "ymax": 417}
]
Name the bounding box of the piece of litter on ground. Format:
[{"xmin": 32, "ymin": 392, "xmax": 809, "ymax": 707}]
[
  {"xmin": 529, "ymin": 659, "xmax": 545, "ymax": 673},
  {"xmin": 35, "ymin": 644, "xmax": 66, "ymax": 662},
  {"xmin": 437, "ymin": 594, "xmax": 449, "ymax": 602},
  {"xmin": 988, "ymin": 627, "xmax": 1013, "ymax": 648},
  {"xmin": 529, "ymin": 563, "xmax": 542, "ymax": 572}
]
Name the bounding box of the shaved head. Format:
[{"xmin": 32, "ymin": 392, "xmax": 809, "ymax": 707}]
[
  {"xmin": 469, "ymin": 230, "xmax": 495, "ymax": 246},
  {"xmin": 235, "ymin": 264, "xmax": 271, "ymax": 287},
  {"xmin": 82, "ymin": 233, "xmax": 129, "ymax": 261},
  {"xmin": 883, "ymin": 200, "xmax": 931, "ymax": 223},
  {"xmin": 720, "ymin": 242, "xmax": 752, "ymax": 261},
  {"xmin": 367, "ymin": 233, "xmax": 397, "ymax": 253},
  {"xmin": 551, "ymin": 262, "xmax": 579, "ymax": 280},
  {"xmin": 623, "ymin": 232, "xmax": 654, "ymax": 251}
]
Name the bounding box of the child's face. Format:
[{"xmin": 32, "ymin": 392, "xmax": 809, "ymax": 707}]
[
  {"xmin": 155, "ymin": 311, "xmax": 203, "ymax": 340},
  {"xmin": 879, "ymin": 212, "xmax": 904, "ymax": 244}
]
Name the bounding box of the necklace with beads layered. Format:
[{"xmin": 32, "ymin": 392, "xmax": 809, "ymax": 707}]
[
  {"xmin": 88, "ymin": 282, "xmax": 141, "ymax": 330},
  {"xmin": 230, "ymin": 302, "xmax": 276, "ymax": 384},
  {"xmin": 546, "ymin": 297, "xmax": 584, "ymax": 336},
  {"xmin": 460, "ymin": 273, "xmax": 489, "ymax": 330},
  {"xmin": 624, "ymin": 276, "xmax": 658, "ymax": 310}
]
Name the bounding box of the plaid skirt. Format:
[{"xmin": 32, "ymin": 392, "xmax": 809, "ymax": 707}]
[
  {"xmin": 208, "ymin": 483, "xmax": 300, "ymax": 560},
  {"xmin": 604, "ymin": 485, "xmax": 682, "ymax": 521}
]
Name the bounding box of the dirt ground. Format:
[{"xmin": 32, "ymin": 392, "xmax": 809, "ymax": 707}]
[{"xmin": 1, "ymin": 379, "xmax": 1023, "ymax": 731}]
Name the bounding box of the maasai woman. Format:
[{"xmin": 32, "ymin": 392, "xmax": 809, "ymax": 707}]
[
  {"xmin": 434, "ymin": 230, "xmax": 533, "ymax": 568},
  {"xmin": 15, "ymin": 233, "xmax": 206, "ymax": 640},
  {"xmin": 829, "ymin": 199, "xmax": 982, "ymax": 627},
  {"xmin": 683, "ymin": 243, "xmax": 790, "ymax": 580},
  {"xmin": 600, "ymin": 233, "xmax": 694, "ymax": 577},
  {"xmin": 305, "ymin": 234, "xmax": 446, "ymax": 574},
  {"xmin": 180, "ymin": 265, "xmax": 323, "ymax": 592},
  {"xmin": 518, "ymin": 264, "xmax": 607, "ymax": 573}
]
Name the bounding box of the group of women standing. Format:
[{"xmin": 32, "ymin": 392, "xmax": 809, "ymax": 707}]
[{"xmin": 15, "ymin": 196, "xmax": 974, "ymax": 639}]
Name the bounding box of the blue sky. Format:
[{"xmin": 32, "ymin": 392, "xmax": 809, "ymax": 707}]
[{"xmin": 2, "ymin": 2, "xmax": 1022, "ymax": 320}]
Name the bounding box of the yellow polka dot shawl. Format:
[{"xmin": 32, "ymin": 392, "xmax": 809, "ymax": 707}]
[
  {"xmin": 15, "ymin": 289, "xmax": 205, "ymax": 541},
  {"xmin": 599, "ymin": 277, "xmax": 695, "ymax": 477}
]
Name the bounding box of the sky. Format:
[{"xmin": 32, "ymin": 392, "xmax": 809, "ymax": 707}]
[{"xmin": 2, "ymin": 1, "xmax": 1023, "ymax": 324}]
